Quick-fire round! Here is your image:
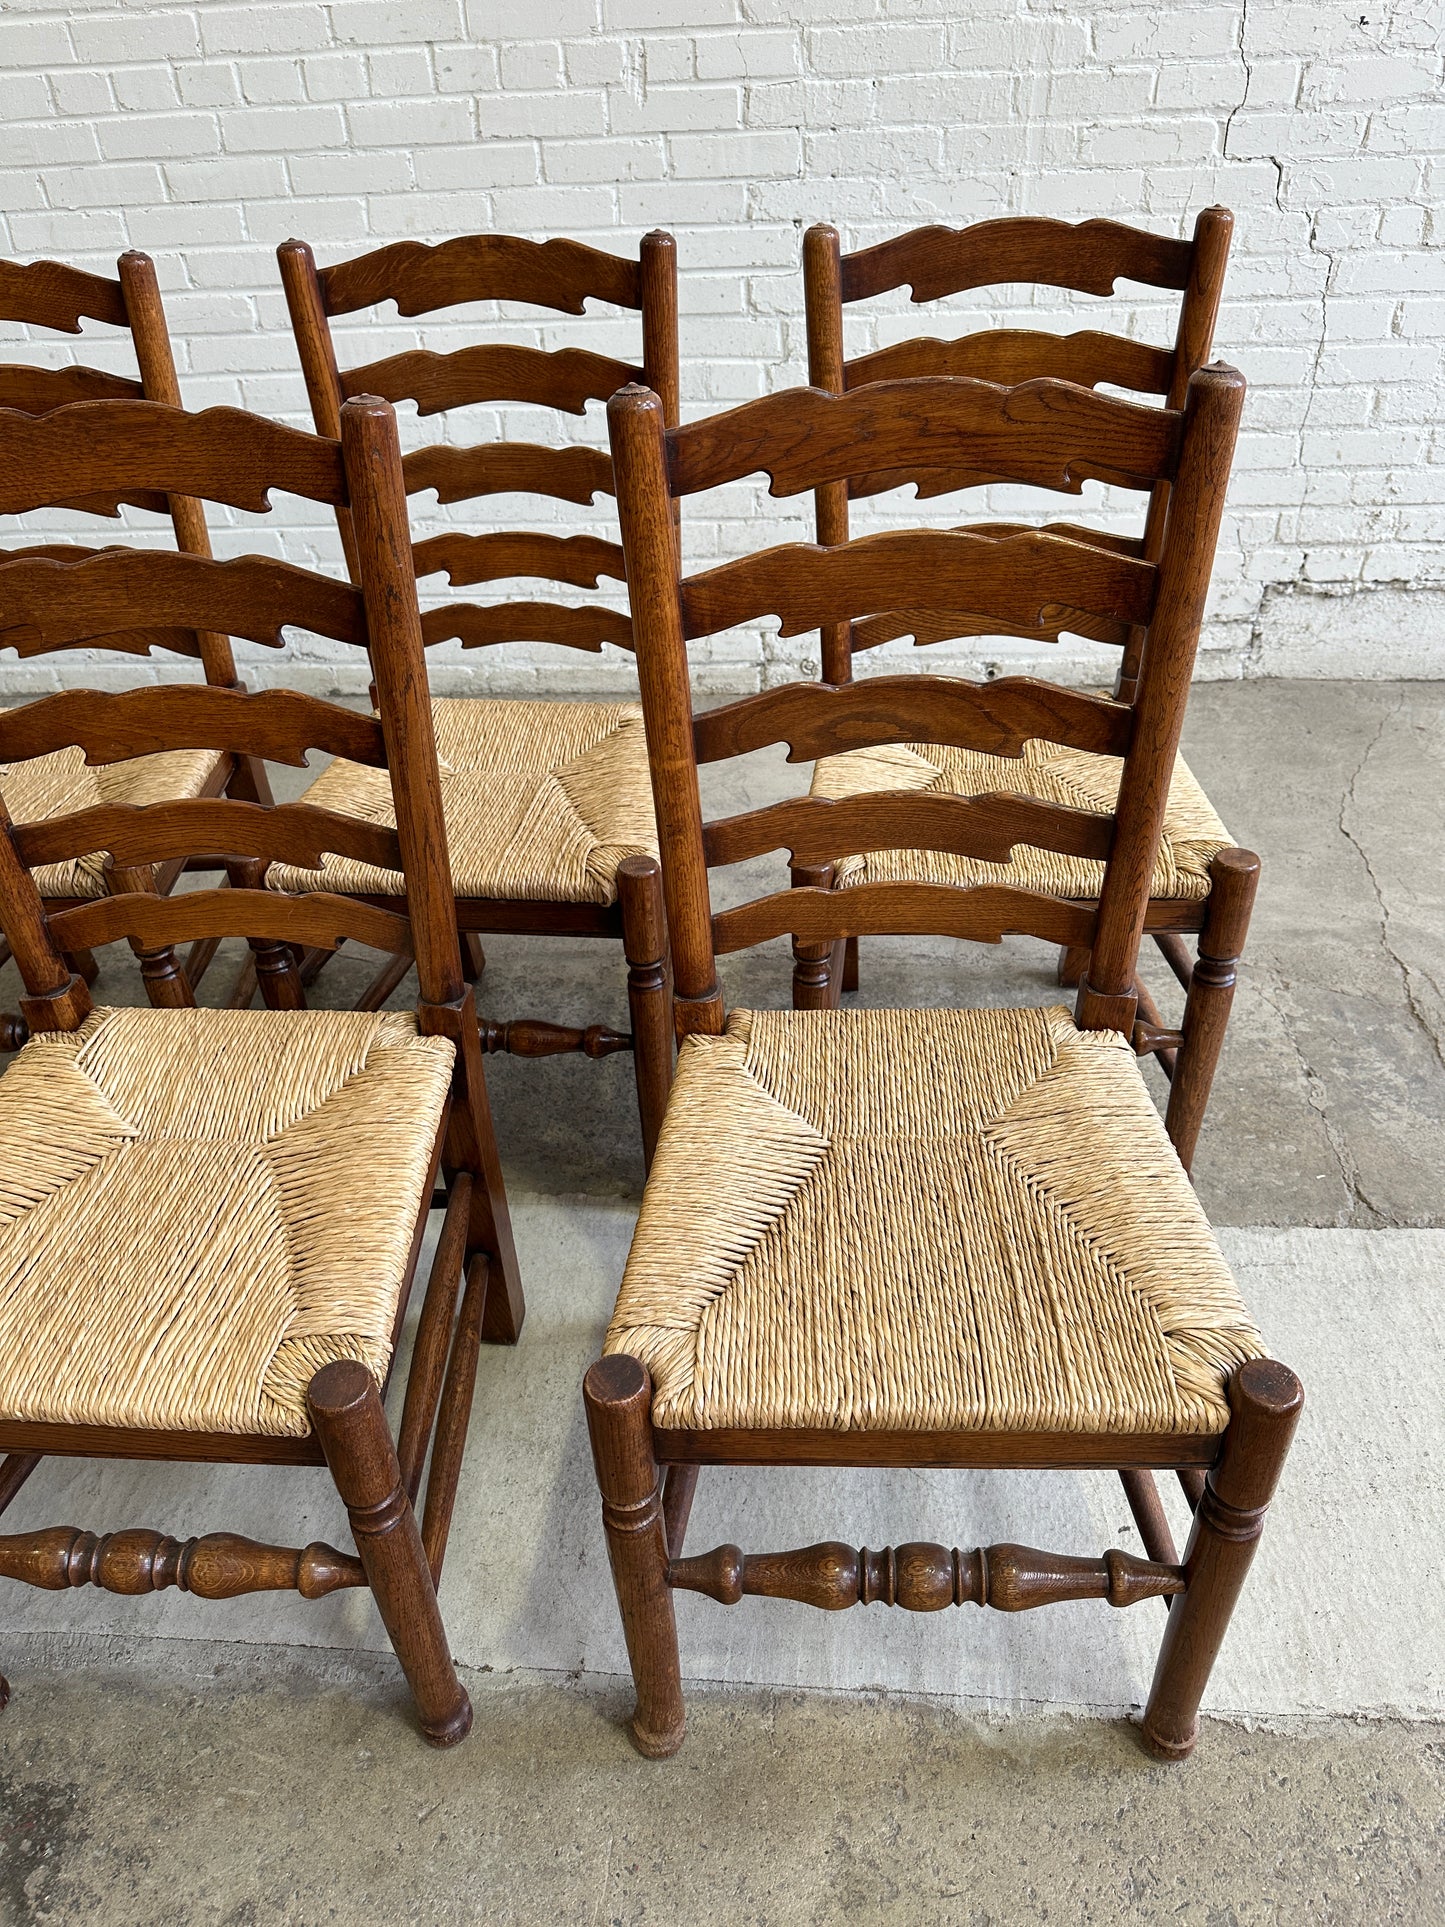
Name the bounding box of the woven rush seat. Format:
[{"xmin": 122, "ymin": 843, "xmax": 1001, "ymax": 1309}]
[
  {"xmin": 269, "ymin": 698, "xmax": 658, "ymax": 907},
  {"xmin": 0, "ymin": 1006, "xmax": 454, "ymax": 1437},
  {"xmin": 605, "ymin": 1004, "xmax": 1264, "ymax": 1436},
  {"xmin": 809, "ymin": 738, "xmax": 1231, "ymax": 901},
  {"xmin": 0, "ymin": 741, "xmax": 223, "ymax": 899}
]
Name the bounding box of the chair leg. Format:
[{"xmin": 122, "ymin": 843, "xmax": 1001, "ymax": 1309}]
[
  {"xmin": 790, "ymin": 863, "xmax": 838, "ymax": 1010},
  {"xmin": 64, "ymin": 947, "xmax": 99, "ymax": 987},
  {"xmin": 662, "ymin": 1464, "xmax": 699, "ymax": 1558},
  {"xmin": 1057, "ymin": 943, "xmax": 1090, "ymax": 988},
  {"xmin": 1141, "ymin": 1358, "xmax": 1303, "ymax": 1761},
  {"xmin": 583, "ymin": 1355, "xmax": 685, "ymax": 1758},
  {"xmin": 619, "ymin": 856, "xmax": 673, "ymax": 1171},
  {"xmin": 841, "ymin": 935, "xmax": 859, "ymax": 995},
  {"xmin": 307, "ymin": 1360, "xmax": 473, "ymax": 1749},
  {"xmin": 1165, "ymin": 849, "xmax": 1261, "ymax": 1177},
  {"xmin": 461, "ymin": 933, "xmax": 486, "ymax": 982}
]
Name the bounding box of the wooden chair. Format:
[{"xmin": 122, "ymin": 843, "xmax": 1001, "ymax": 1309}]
[
  {"xmin": 272, "ymin": 231, "xmax": 679, "ymax": 1161},
  {"xmin": 802, "ymin": 213, "xmax": 1242, "ymax": 1142},
  {"xmin": 583, "ymin": 370, "xmax": 1302, "ymax": 1764},
  {"xmin": 0, "ymin": 392, "xmax": 523, "ymax": 1744},
  {"xmin": 0, "ymin": 251, "xmax": 274, "ymax": 1043}
]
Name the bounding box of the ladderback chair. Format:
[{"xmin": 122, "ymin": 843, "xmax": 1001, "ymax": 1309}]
[
  {"xmin": 583, "ymin": 371, "xmax": 1302, "ymax": 1765},
  {"xmin": 273, "ymin": 232, "xmax": 679, "ymax": 1157},
  {"xmin": 0, "ymin": 251, "xmax": 274, "ymax": 1034},
  {"xmin": 0, "ymin": 393, "xmax": 523, "ymax": 1744},
  {"xmin": 802, "ymin": 212, "xmax": 1240, "ymax": 1075}
]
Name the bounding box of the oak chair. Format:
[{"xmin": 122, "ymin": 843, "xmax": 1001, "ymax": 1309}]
[
  {"xmin": 273, "ymin": 231, "xmax": 680, "ymax": 1161},
  {"xmin": 802, "ymin": 212, "xmax": 1243, "ymax": 1140},
  {"xmin": 0, "ymin": 251, "xmax": 274, "ymax": 1043},
  {"xmin": 0, "ymin": 392, "xmax": 524, "ymax": 1744},
  {"xmin": 584, "ymin": 370, "xmax": 1302, "ymax": 1764}
]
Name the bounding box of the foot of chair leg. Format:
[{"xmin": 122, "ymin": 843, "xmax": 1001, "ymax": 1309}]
[
  {"xmin": 584, "ymin": 1355, "xmax": 686, "ymax": 1759},
  {"xmin": 1140, "ymin": 1358, "xmax": 1303, "ymax": 1761},
  {"xmin": 308, "ymin": 1360, "xmax": 473, "ymax": 1749},
  {"xmin": 0, "ymin": 1672, "xmax": 9, "ymax": 1712}
]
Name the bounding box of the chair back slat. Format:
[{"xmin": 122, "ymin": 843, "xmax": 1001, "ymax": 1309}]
[
  {"xmin": 679, "ymin": 527, "xmax": 1157, "ymax": 643},
  {"xmin": 280, "ymin": 230, "xmax": 678, "ymax": 659},
  {"xmin": 402, "ymin": 440, "xmax": 615, "ymax": 505},
  {"xmin": 419, "ymin": 600, "xmax": 633, "ymax": 653},
  {"xmin": 691, "ymin": 674, "xmax": 1131, "ymax": 765},
  {"xmin": 48, "ymin": 888, "xmax": 414, "ymax": 963},
  {"xmin": 840, "ymin": 215, "xmax": 1195, "ymax": 305},
  {"xmin": 847, "ymin": 330, "xmax": 1176, "ymax": 397},
  {"xmin": 341, "ymin": 343, "xmax": 644, "ymax": 418},
  {"xmin": 669, "ymin": 378, "xmax": 1181, "ymax": 502},
  {"xmin": 0, "ymin": 257, "xmax": 129, "ymax": 331},
  {"xmin": 850, "ymin": 607, "xmax": 1130, "ymax": 653},
  {"xmin": 412, "ymin": 530, "xmax": 626, "ymax": 591},
  {"xmin": 609, "ymin": 363, "xmax": 1244, "ymax": 1038},
  {"xmin": 319, "ymin": 233, "xmax": 644, "ymax": 319},
  {"xmin": 712, "ymin": 880, "xmax": 1096, "ymax": 956},
  {"xmin": 804, "ymin": 208, "xmax": 1234, "ymax": 689},
  {"xmin": 0, "ymin": 364, "xmax": 144, "ymax": 413},
  {"xmin": 13, "ymin": 798, "xmax": 402, "ymax": 876},
  {"xmin": 0, "ymin": 549, "xmax": 366, "ymax": 652},
  {"xmin": 702, "ymin": 789, "xmax": 1115, "ymax": 870},
  {"xmin": 0, "ymin": 401, "xmax": 348, "ymax": 516},
  {"xmin": 0, "ymin": 394, "xmax": 469, "ymax": 1023},
  {"xmin": 0, "ymin": 686, "xmax": 386, "ymax": 770}
]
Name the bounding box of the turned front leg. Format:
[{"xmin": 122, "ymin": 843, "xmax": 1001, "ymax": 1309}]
[
  {"xmin": 308, "ymin": 1360, "xmax": 472, "ymax": 1748},
  {"xmin": 1142, "ymin": 1357, "xmax": 1303, "ymax": 1760},
  {"xmin": 583, "ymin": 1355, "xmax": 685, "ymax": 1758}
]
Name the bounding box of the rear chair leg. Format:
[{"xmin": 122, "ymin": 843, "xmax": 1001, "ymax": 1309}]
[
  {"xmin": 1057, "ymin": 944, "xmax": 1090, "ymax": 988},
  {"xmin": 841, "ymin": 936, "xmax": 859, "ymax": 995},
  {"xmin": 1165, "ymin": 849, "xmax": 1260, "ymax": 1176},
  {"xmin": 790, "ymin": 863, "xmax": 839, "ymax": 1010},
  {"xmin": 583, "ymin": 1355, "xmax": 685, "ymax": 1758},
  {"xmin": 1141, "ymin": 1358, "xmax": 1303, "ymax": 1761},
  {"xmin": 619, "ymin": 856, "xmax": 673, "ymax": 1171},
  {"xmin": 308, "ymin": 1360, "xmax": 473, "ymax": 1748}
]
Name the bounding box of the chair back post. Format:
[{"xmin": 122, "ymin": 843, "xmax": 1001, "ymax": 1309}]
[
  {"xmin": 1079, "ymin": 361, "xmax": 1246, "ymax": 1031},
  {"xmin": 278, "ymin": 239, "xmax": 360, "ymax": 578},
  {"xmin": 803, "ymin": 224, "xmax": 852, "ymax": 684},
  {"xmin": 1116, "ymin": 206, "xmax": 1234, "ymax": 701},
  {"xmin": 0, "ymin": 788, "xmax": 89, "ymax": 1027},
  {"xmin": 608, "ymin": 384, "xmax": 724, "ymax": 1038},
  {"xmin": 115, "ymin": 250, "xmax": 242, "ymax": 692},
  {"xmin": 639, "ymin": 230, "xmax": 680, "ymax": 429},
  {"xmin": 338, "ymin": 395, "xmax": 465, "ymax": 1011}
]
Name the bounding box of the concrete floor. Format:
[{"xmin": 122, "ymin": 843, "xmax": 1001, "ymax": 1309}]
[{"xmin": 0, "ymin": 679, "xmax": 1441, "ymax": 1924}]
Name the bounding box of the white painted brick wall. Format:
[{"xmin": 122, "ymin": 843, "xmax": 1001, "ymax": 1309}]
[{"xmin": 2, "ymin": 0, "xmax": 1444, "ymax": 695}]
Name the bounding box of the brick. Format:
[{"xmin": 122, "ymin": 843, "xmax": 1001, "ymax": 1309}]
[
  {"xmin": 694, "ymin": 30, "xmax": 799, "ymax": 80},
  {"xmin": 347, "ymin": 98, "xmax": 475, "ymax": 145},
  {"xmin": 48, "ymin": 70, "xmax": 112, "ymax": 116},
  {"xmin": 367, "ymin": 47, "xmax": 435, "ymax": 95},
  {"xmin": 199, "ymin": 5, "xmax": 331, "ymax": 56},
  {"xmin": 7, "ymin": 120, "xmax": 102, "ymax": 167},
  {"xmin": 670, "ymin": 130, "xmax": 801, "ymax": 178},
  {"xmin": 609, "ymin": 82, "xmax": 739, "ymax": 134},
  {"xmin": 112, "ymin": 67, "xmax": 183, "ymax": 112},
  {"xmin": 289, "ymin": 149, "xmax": 416, "ymax": 195},
  {"xmin": 304, "ymin": 51, "xmax": 371, "ymax": 99},
  {"xmin": 413, "ymin": 143, "xmax": 537, "ymax": 189},
  {"xmin": 238, "ymin": 57, "xmax": 308, "ymax": 104},
  {"xmin": 482, "ymin": 88, "xmax": 605, "ymax": 137},
  {"xmin": 500, "ymin": 42, "xmax": 564, "ymax": 91},
  {"xmin": 165, "ymin": 155, "xmax": 289, "ymax": 202},
  {"xmin": 328, "ymin": 0, "xmax": 464, "ymax": 45},
  {"xmin": 70, "ymin": 10, "xmax": 201, "ymax": 62},
  {"xmin": 99, "ymin": 113, "xmax": 222, "ymax": 160},
  {"xmin": 221, "ymin": 104, "xmax": 348, "ymax": 151},
  {"xmin": 545, "ymin": 137, "xmax": 666, "ymax": 183},
  {"xmin": 44, "ymin": 162, "xmax": 165, "ymax": 208}
]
